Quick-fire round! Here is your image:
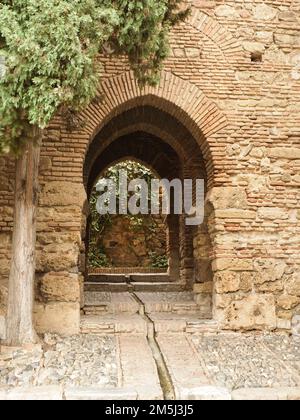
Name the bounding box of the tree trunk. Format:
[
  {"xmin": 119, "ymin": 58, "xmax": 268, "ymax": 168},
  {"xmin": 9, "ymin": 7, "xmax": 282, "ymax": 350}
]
[{"xmin": 6, "ymin": 127, "xmax": 43, "ymax": 346}]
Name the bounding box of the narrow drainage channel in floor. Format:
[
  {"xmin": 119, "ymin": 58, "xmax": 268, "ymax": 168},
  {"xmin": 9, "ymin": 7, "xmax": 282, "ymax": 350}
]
[{"xmin": 132, "ymin": 292, "xmax": 175, "ymax": 401}]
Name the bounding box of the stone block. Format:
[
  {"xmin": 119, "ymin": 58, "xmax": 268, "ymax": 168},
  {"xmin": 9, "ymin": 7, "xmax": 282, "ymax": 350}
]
[
  {"xmin": 214, "ymin": 271, "xmax": 254, "ymax": 294},
  {"xmin": 173, "ymin": 48, "xmax": 185, "ymax": 58},
  {"xmin": 194, "ymin": 293, "xmax": 212, "ymax": 315},
  {"xmin": 39, "ymin": 156, "xmax": 52, "ymax": 173},
  {"xmin": 253, "ymin": 259, "xmax": 286, "ymax": 285},
  {"xmin": 37, "ymin": 232, "xmax": 81, "ymax": 246},
  {"xmin": 39, "ymin": 272, "xmax": 80, "ymax": 303},
  {"xmin": 215, "ymin": 272, "xmax": 240, "ymax": 294},
  {"xmin": 207, "ymin": 187, "xmax": 248, "ymax": 210},
  {"xmin": 0, "ymin": 232, "xmax": 11, "ymax": 245},
  {"xmin": 286, "ymin": 273, "xmax": 300, "ymax": 297},
  {"xmin": 34, "ymin": 302, "xmax": 80, "ymax": 335},
  {"xmin": 243, "ymin": 42, "xmax": 265, "ymax": 54},
  {"xmin": 215, "ymin": 209, "xmax": 256, "ymax": 219},
  {"xmin": 39, "ymin": 181, "xmax": 86, "ymax": 207},
  {"xmin": 269, "ymin": 147, "xmax": 300, "ymax": 160},
  {"xmin": 278, "ymin": 11, "xmax": 297, "ymax": 22},
  {"xmin": 36, "ymin": 242, "xmax": 79, "ymax": 272},
  {"xmin": 37, "ymin": 206, "xmax": 82, "ymax": 227},
  {"xmin": 277, "ymin": 295, "xmax": 299, "ymax": 310},
  {"xmin": 212, "ymin": 258, "xmax": 253, "ymax": 272},
  {"xmin": 254, "ymin": 5, "xmax": 277, "ymax": 20},
  {"xmin": 258, "ymin": 207, "xmax": 288, "ymax": 220},
  {"xmin": 256, "ymin": 280, "xmax": 284, "ymax": 293},
  {"xmin": 215, "ymin": 5, "xmax": 238, "ymax": 18},
  {"xmin": 274, "ymin": 33, "xmax": 296, "ymax": 46},
  {"xmin": 224, "ymin": 294, "xmax": 277, "ymax": 331},
  {"xmin": 255, "ymin": 31, "xmax": 273, "ymax": 44}
]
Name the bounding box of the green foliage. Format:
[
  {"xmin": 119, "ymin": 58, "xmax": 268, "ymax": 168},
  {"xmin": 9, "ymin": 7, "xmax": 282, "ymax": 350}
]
[
  {"xmin": 149, "ymin": 252, "xmax": 168, "ymax": 269},
  {"xmin": 88, "ymin": 239, "xmax": 110, "ymax": 268},
  {"xmin": 111, "ymin": 0, "xmax": 190, "ymax": 87},
  {"xmin": 103, "ymin": 159, "xmax": 154, "ymax": 199},
  {"xmin": 89, "ymin": 160, "xmax": 168, "ymax": 268},
  {"xmin": 0, "ymin": 0, "xmax": 189, "ymax": 154}
]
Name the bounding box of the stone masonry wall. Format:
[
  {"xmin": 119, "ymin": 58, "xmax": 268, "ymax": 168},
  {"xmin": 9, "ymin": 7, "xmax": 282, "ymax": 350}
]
[
  {"xmin": 91, "ymin": 214, "xmax": 167, "ymax": 269},
  {"xmin": 0, "ymin": 1, "xmax": 299, "ymax": 335}
]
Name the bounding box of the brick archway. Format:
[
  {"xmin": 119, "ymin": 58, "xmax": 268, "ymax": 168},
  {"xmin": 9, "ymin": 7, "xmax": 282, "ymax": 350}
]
[
  {"xmin": 65, "ymin": 70, "xmax": 228, "ymax": 188},
  {"xmin": 83, "ymin": 106, "xmax": 207, "ymax": 195},
  {"xmin": 78, "ymin": 69, "xmax": 229, "ymax": 308}
]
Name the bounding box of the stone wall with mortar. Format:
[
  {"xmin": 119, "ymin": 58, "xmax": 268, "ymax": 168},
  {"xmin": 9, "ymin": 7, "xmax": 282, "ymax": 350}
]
[
  {"xmin": 0, "ymin": 0, "xmax": 299, "ymax": 335},
  {"xmin": 91, "ymin": 214, "xmax": 167, "ymax": 268}
]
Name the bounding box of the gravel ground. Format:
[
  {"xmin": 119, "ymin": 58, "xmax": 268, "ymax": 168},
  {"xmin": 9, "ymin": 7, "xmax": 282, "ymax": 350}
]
[
  {"xmin": 191, "ymin": 333, "xmax": 300, "ymax": 390},
  {"xmin": 0, "ymin": 334, "xmax": 118, "ymax": 389},
  {"xmin": 1, "ymin": 331, "xmax": 300, "ymax": 396}
]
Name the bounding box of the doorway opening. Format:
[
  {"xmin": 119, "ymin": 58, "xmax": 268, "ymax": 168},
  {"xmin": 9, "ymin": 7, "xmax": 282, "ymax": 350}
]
[
  {"xmin": 82, "ymin": 106, "xmax": 212, "ymax": 294},
  {"xmin": 87, "ymin": 159, "xmax": 171, "ymax": 278}
]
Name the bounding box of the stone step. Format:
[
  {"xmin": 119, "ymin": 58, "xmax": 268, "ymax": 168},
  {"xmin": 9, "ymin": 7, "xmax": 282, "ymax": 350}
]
[
  {"xmin": 83, "ymin": 292, "xmax": 139, "ymax": 315},
  {"xmin": 136, "ymin": 292, "xmax": 201, "ymax": 313},
  {"xmin": 85, "ymin": 283, "xmax": 129, "ymax": 292},
  {"xmin": 87, "ymin": 274, "xmax": 170, "ymax": 284},
  {"xmin": 130, "ymin": 274, "xmax": 170, "ymax": 283},
  {"xmin": 84, "ymin": 282, "xmax": 186, "ymax": 293},
  {"xmin": 149, "ymin": 314, "xmax": 215, "ymax": 333},
  {"xmin": 88, "ymin": 275, "xmax": 129, "ymax": 283},
  {"xmin": 84, "ymin": 306, "xmax": 110, "ymax": 316},
  {"xmin": 132, "ymin": 283, "xmax": 186, "ymax": 293},
  {"xmin": 80, "ymin": 314, "xmax": 147, "ymax": 335}
]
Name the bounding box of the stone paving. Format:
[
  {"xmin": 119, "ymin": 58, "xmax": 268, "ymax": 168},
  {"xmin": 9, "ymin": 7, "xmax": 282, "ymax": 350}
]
[
  {"xmin": 0, "ymin": 331, "xmax": 300, "ymax": 400},
  {"xmin": 1, "ymin": 290, "xmax": 300, "ymax": 400}
]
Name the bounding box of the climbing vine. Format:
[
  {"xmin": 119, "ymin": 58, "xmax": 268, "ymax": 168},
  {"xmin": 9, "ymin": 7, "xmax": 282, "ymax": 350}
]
[{"xmin": 88, "ymin": 160, "xmax": 168, "ymax": 269}]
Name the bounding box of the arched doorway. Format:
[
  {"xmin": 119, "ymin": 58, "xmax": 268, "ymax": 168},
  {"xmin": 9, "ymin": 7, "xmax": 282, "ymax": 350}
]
[
  {"xmin": 33, "ymin": 72, "xmax": 230, "ymax": 335},
  {"xmin": 87, "ymin": 158, "xmax": 172, "ymax": 279},
  {"xmin": 82, "ymin": 105, "xmax": 213, "ymax": 318}
]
